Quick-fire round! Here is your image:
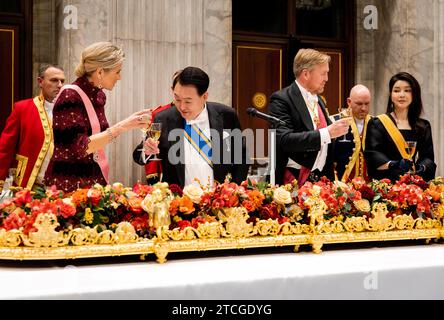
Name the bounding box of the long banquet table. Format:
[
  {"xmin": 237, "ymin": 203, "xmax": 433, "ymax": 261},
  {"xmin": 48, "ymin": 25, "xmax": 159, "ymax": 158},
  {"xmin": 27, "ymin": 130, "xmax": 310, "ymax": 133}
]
[{"xmin": 1, "ymin": 242, "xmax": 444, "ymax": 300}]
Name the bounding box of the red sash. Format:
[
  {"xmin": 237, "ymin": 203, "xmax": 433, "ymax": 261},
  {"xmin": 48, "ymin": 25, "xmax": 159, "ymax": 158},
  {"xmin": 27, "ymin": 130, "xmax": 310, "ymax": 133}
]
[{"xmin": 284, "ymin": 103, "xmax": 327, "ymax": 187}]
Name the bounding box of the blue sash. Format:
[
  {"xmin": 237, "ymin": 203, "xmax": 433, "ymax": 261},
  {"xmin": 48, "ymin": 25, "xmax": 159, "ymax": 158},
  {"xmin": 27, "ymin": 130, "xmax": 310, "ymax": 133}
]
[{"xmin": 184, "ymin": 122, "xmax": 213, "ymax": 169}]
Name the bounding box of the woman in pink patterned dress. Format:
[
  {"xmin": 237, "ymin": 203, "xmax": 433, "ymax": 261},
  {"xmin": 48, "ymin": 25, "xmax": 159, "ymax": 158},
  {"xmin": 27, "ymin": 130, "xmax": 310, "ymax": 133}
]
[{"xmin": 44, "ymin": 42, "xmax": 151, "ymax": 192}]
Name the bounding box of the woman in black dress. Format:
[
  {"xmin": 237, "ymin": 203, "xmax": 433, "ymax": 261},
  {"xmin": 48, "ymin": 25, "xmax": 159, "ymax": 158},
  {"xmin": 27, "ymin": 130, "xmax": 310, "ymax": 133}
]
[{"xmin": 365, "ymin": 72, "xmax": 436, "ymax": 182}]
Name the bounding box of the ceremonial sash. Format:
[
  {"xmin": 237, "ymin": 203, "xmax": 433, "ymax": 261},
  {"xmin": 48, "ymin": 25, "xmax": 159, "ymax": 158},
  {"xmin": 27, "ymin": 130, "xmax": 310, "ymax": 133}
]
[
  {"xmin": 341, "ymin": 115, "xmax": 371, "ymax": 182},
  {"xmin": 56, "ymin": 85, "xmax": 110, "ymax": 183},
  {"xmin": 298, "ymin": 103, "xmax": 328, "ymax": 187},
  {"xmin": 377, "ymin": 114, "xmax": 411, "ymax": 159},
  {"xmin": 184, "ymin": 122, "xmax": 213, "ymax": 169}
]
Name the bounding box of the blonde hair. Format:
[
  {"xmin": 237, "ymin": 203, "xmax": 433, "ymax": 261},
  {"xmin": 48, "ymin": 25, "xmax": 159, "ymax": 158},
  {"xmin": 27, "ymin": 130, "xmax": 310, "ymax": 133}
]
[
  {"xmin": 75, "ymin": 41, "xmax": 125, "ymax": 78},
  {"xmin": 293, "ymin": 49, "xmax": 331, "ymax": 78}
]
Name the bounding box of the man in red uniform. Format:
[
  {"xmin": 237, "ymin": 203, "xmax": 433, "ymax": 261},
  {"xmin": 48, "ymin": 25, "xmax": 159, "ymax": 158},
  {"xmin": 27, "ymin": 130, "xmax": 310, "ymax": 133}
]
[{"xmin": 0, "ymin": 64, "xmax": 65, "ymax": 192}]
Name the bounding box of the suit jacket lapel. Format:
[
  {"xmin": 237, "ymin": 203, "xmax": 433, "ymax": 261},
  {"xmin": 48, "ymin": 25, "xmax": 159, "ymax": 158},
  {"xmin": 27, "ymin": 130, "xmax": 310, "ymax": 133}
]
[
  {"xmin": 317, "ymin": 96, "xmax": 332, "ymax": 126},
  {"xmin": 207, "ymin": 103, "xmax": 224, "ymax": 179},
  {"xmin": 168, "ymin": 107, "xmax": 185, "ymax": 186},
  {"xmin": 289, "ymin": 83, "xmax": 314, "ymax": 131}
]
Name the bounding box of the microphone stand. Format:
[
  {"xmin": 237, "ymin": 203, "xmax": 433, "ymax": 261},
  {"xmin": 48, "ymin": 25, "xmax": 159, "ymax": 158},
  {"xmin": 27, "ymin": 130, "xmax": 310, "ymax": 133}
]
[{"xmin": 269, "ymin": 122, "xmax": 277, "ymax": 186}]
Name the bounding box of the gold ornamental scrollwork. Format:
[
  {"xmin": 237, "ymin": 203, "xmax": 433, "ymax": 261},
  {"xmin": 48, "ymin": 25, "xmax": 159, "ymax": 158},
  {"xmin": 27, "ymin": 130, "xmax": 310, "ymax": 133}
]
[{"xmin": 252, "ymin": 92, "xmax": 267, "ymax": 110}]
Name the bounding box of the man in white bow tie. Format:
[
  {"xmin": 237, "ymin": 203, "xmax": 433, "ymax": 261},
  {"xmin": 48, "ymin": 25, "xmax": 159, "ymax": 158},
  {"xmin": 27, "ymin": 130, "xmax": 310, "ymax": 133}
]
[
  {"xmin": 268, "ymin": 49, "xmax": 350, "ymax": 186},
  {"xmin": 134, "ymin": 66, "xmax": 249, "ymax": 188}
]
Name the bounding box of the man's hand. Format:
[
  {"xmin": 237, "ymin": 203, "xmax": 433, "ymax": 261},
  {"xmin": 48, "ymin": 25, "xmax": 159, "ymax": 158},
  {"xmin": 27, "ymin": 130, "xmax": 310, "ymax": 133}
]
[
  {"xmin": 328, "ymin": 118, "xmax": 350, "ymax": 139},
  {"xmin": 143, "ymin": 138, "xmax": 160, "ymax": 156}
]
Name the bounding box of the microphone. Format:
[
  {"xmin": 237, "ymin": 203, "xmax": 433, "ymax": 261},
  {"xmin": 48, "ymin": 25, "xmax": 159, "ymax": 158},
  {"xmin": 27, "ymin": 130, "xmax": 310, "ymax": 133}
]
[{"xmin": 246, "ymin": 107, "xmax": 286, "ymax": 126}]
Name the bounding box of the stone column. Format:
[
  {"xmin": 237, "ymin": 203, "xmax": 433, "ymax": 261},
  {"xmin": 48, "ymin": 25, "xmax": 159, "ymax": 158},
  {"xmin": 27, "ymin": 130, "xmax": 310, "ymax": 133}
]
[
  {"xmin": 52, "ymin": 0, "xmax": 232, "ymax": 186},
  {"xmin": 33, "ymin": 0, "xmax": 57, "ymax": 95},
  {"xmin": 356, "ymin": 0, "xmax": 444, "ymax": 176}
]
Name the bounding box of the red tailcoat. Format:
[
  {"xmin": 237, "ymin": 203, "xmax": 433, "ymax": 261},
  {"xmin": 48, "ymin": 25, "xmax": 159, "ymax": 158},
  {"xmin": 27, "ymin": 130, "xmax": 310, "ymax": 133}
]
[
  {"xmin": 0, "ymin": 96, "xmax": 52, "ymax": 191},
  {"xmin": 144, "ymin": 103, "xmax": 173, "ymax": 181}
]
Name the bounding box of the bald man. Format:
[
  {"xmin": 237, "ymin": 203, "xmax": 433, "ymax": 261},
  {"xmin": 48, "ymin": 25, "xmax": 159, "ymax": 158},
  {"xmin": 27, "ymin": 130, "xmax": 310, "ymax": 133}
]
[{"xmin": 333, "ymin": 85, "xmax": 372, "ymax": 182}]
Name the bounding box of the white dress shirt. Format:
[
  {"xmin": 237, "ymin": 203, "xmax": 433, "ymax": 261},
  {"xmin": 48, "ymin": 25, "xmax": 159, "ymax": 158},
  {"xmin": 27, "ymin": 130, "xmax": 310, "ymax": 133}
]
[
  {"xmin": 355, "ymin": 118, "xmax": 364, "ymax": 135},
  {"xmin": 184, "ymin": 104, "xmax": 214, "ymax": 187},
  {"xmin": 36, "ymin": 100, "xmax": 54, "ymax": 185},
  {"xmin": 286, "ymin": 81, "xmax": 331, "ymax": 172}
]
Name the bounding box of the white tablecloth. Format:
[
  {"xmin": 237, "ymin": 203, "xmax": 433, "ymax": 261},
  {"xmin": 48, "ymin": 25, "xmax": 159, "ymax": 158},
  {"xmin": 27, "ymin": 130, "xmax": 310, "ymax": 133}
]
[{"xmin": 1, "ymin": 243, "xmax": 444, "ymax": 299}]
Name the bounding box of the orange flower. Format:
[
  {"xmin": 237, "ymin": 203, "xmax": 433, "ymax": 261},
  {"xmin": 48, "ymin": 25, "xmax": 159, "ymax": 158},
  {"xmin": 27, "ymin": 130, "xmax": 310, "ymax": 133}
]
[
  {"xmin": 169, "ymin": 196, "xmax": 196, "ymax": 216},
  {"xmin": 169, "ymin": 198, "xmax": 180, "ymax": 216},
  {"xmin": 71, "ymin": 189, "xmax": 88, "ymax": 206},
  {"xmin": 178, "ymin": 196, "xmax": 195, "ymax": 215},
  {"xmin": 242, "ymin": 199, "xmax": 256, "ymax": 213},
  {"xmin": 247, "ymin": 189, "xmax": 265, "ymax": 208}
]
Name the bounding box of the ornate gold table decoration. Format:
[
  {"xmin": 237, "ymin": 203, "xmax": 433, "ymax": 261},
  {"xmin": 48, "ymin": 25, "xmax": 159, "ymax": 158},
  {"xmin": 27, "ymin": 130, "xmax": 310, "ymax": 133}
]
[{"xmin": 0, "ymin": 175, "xmax": 443, "ymax": 263}]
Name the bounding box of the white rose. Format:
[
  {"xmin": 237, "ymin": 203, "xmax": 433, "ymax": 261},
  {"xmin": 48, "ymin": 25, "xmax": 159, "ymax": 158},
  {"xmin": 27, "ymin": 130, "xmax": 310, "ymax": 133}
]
[
  {"xmin": 183, "ymin": 185, "xmax": 204, "ymax": 204},
  {"xmin": 273, "ymin": 187, "xmax": 292, "ymax": 205},
  {"xmin": 312, "ymin": 185, "xmax": 322, "ymax": 196}
]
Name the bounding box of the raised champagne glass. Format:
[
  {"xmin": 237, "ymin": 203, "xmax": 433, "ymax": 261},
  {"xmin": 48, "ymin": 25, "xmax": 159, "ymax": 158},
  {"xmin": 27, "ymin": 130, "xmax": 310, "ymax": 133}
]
[
  {"xmin": 338, "ymin": 107, "xmax": 352, "ymax": 143},
  {"xmin": 405, "ymin": 140, "xmax": 417, "ymax": 171},
  {"xmin": 147, "ymin": 122, "xmax": 162, "ymax": 161}
]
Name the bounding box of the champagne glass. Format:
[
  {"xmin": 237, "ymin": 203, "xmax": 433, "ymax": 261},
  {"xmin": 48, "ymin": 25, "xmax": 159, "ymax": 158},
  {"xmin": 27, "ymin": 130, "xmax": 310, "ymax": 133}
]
[
  {"xmin": 147, "ymin": 122, "xmax": 162, "ymax": 161},
  {"xmin": 405, "ymin": 140, "xmax": 417, "ymax": 171},
  {"xmin": 338, "ymin": 107, "xmax": 352, "ymax": 143}
]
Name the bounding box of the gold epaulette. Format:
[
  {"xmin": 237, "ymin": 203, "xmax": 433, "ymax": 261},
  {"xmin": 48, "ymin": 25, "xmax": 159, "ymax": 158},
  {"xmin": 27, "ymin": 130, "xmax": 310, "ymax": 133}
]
[
  {"xmin": 146, "ymin": 173, "xmax": 159, "ymax": 180},
  {"xmin": 0, "ymin": 180, "xmax": 4, "ymax": 192}
]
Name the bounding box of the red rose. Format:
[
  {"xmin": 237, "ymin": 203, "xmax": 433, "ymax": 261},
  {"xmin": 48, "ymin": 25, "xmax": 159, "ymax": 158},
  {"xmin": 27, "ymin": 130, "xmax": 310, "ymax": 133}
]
[
  {"xmin": 260, "ymin": 204, "xmax": 279, "ymax": 220},
  {"xmin": 212, "ymin": 199, "xmax": 225, "ymax": 210},
  {"xmin": 131, "ymin": 215, "xmax": 149, "ymax": 232},
  {"xmin": 178, "ymin": 220, "xmax": 192, "ymax": 230},
  {"xmin": 56, "ymin": 199, "xmax": 77, "ymax": 219},
  {"xmin": 225, "ymin": 194, "xmax": 239, "ymax": 207},
  {"xmin": 87, "ymin": 188, "xmax": 102, "ymax": 206},
  {"xmin": 3, "ymin": 208, "xmax": 28, "ymax": 231},
  {"xmin": 14, "ymin": 190, "xmax": 32, "ymax": 206},
  {"xmin": 191, "ymin": 216, "xmax": 207, "ymax": 229},
  {"xmin": 132, "ymin": 183, "xmax": 153, "ymax": 197},
  {"xmin": 169, "ymin": 184, "xmax": 183, "ymax": 196},
  {"xmin": 278, "ymin": 216, "xmax": 290, "ymax": 225},
  {"xmin": 23, "ymin": 211, "xmax": 42, "ymax": 235},
  {"xmin": 360, "ymin": 185, "xmax": 375, "ymax": 201}
]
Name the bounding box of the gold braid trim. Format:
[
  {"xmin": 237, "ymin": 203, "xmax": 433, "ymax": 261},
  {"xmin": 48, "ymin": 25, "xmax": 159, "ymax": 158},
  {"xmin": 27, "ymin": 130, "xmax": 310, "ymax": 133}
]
[
  {"xmin": 341, "ymin": 115, "xmax": 371, "ymax": 182},
  {"xmin": 27, "ymin": 96, "xmax": 53, "ymax": 190}
]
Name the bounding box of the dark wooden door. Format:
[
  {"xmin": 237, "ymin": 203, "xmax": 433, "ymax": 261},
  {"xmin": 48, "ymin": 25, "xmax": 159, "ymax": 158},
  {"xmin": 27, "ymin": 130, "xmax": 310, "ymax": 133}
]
[
  {"xmin": 234, "ymin": 42, "xmax": 286, "ymax": 159},
  {"xmin": 233, "ymin": 0, "xmax": 356, "ymax": 121},
  {"xmin": 0, "ymin": 0, "xmax": 33, "ymax": 133}
]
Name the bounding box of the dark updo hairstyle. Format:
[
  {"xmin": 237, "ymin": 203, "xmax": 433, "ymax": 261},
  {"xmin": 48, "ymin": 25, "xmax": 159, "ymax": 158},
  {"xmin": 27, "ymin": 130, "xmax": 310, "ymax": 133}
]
[{"xmin": 386, "ymin": 72, "xmax": 425, "ymax": 135}]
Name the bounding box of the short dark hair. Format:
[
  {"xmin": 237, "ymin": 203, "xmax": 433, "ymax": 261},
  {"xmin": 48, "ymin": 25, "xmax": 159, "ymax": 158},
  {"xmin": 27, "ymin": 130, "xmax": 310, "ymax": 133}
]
[
  {"xmin": 38, "ymin": 63, "xmax": 64, "ymax": 78},
  {"xmin": 172, "ymin": 66, "xmax": 209, "ymax": 96}
]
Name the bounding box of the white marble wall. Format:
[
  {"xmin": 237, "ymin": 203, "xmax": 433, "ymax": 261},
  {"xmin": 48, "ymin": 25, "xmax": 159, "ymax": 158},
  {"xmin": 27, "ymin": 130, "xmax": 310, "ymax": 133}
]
[
  {"xmin": 356, "ymin": 0, "xmax": 444, "ymax": 177},
  {"xmin": 44, "ymin": 0, "xmax": 232, "ymax": 186},
  {"xmin": 33, "ymin": 0, "xmax": 57, "ymax": 93}
]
